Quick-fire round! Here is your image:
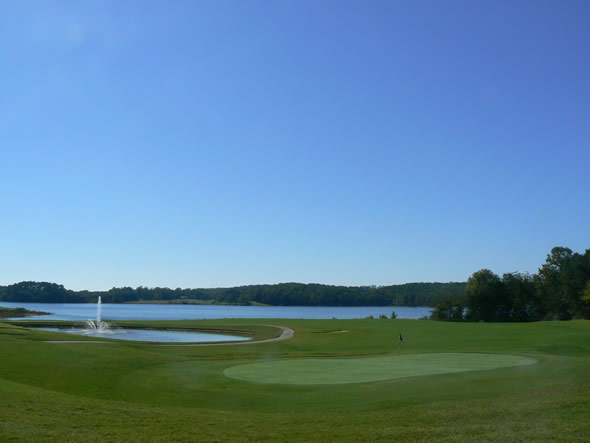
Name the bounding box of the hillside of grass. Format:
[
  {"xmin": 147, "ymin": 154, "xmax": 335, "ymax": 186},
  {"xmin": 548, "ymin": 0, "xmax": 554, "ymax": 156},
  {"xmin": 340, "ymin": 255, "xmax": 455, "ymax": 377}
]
[{"xmin": 0, "ymin": 318, "xmax": 589, "ymax": 441}]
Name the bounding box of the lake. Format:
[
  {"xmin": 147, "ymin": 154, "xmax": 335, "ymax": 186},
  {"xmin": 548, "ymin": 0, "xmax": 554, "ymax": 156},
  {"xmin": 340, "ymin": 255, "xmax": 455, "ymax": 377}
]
[{"xmin": 0, "ymin": 302, "xmax": 432, "ymax": 321}]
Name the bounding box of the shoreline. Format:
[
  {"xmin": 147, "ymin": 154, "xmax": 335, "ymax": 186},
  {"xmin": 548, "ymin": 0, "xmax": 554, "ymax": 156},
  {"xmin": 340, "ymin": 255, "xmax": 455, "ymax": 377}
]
[{"xmin": 0, "ymin": 307, "xmax": 50, "ymax": 319}]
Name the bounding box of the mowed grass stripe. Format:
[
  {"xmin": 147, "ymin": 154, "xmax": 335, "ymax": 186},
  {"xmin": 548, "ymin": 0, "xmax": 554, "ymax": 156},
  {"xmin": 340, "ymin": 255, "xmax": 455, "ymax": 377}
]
[{"xmin": 224, "ymin": 353, "xmax": 537, "ymax": 385}]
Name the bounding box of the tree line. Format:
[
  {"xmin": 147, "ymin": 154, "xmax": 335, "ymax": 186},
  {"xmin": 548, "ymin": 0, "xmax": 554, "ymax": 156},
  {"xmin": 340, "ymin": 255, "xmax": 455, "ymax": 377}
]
[
  {"xmin": 0, "ymin": 281, "xmax": 465, "ymax": 307},
  {"xmin": 431, "ymin": 246, "xmax": 590, "ymax": 322}
]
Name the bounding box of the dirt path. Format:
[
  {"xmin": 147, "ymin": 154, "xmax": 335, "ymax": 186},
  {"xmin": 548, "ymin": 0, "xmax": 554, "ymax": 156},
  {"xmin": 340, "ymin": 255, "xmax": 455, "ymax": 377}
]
[{"xmin": 44, "ymin": 325, "xmax": 294, "ymax": 347}]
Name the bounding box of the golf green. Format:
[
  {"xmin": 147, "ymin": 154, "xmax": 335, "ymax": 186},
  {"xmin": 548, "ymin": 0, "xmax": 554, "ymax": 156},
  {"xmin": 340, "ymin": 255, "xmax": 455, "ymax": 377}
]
[{"xmin": 224, "ymin": 352, "xmax": 537, "ymax": 385}]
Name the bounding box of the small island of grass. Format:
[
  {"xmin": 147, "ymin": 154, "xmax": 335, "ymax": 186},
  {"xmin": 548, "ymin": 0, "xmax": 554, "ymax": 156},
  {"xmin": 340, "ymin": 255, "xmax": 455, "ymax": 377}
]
[{"xmin": 0, "ymin": 307, "xmax": 49, "ymax": 319}]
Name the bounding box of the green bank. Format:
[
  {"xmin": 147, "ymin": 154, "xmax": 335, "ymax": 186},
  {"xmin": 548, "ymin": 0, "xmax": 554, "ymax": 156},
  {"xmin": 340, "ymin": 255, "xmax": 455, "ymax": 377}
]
[{"xmin": 0, "ymin": 319, "xmax": 589, "ymax": 441}]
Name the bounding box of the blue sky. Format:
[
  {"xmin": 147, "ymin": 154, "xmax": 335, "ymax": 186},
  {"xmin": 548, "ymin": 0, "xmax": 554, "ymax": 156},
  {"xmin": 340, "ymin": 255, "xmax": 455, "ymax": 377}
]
[{"xmin": 1, "ymin": 0, "xmax": 589, "ymax": 290}]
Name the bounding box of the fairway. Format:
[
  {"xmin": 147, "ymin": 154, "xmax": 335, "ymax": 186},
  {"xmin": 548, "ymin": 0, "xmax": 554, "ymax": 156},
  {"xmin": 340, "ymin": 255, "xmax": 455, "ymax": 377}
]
[{"xmin": 224, "ymin": 352, "xmax": 537, "ymax": 385}]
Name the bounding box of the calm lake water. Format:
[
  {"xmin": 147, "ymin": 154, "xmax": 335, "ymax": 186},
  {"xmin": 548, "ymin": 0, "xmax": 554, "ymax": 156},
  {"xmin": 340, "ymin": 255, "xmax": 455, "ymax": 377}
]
[
  {"xmin": 0, "ymin": 302, "xmax": 432, "ymax": 321},
  {"xmin": 37, "ymin": 327, "xmax": 251, "ymax": 343}
]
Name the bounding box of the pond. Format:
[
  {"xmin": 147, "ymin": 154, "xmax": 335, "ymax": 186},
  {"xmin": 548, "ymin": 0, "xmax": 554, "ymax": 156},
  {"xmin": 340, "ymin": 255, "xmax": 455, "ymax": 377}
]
[{"xmin": 37, "ymin": 327, "xmax": 251, "ymax": 343}]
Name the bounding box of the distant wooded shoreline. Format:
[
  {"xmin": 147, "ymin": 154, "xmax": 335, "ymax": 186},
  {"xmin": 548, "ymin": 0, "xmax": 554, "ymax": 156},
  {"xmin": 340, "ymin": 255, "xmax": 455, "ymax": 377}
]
[
  {"xmin": 0, "ymin": 281, "xmax": 465, "ymax": 307},
  {"xmin": 3, "ymin": 245, "xmax": 587, "ymax": 322}
]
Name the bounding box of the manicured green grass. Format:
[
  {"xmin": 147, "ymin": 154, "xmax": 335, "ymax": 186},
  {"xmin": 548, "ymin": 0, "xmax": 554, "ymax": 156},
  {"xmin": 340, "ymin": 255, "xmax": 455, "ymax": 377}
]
[
  {"xmin": 0, "ymin": 318, "xmax": 589, "ymax": 441},
  {"xmin": 224, "ymin": 353, "xmax": 537, "ymax": 384}
]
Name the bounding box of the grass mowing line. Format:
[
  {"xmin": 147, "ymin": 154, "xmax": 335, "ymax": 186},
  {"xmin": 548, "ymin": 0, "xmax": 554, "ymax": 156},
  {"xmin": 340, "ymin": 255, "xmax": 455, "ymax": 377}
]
[
  {"xmin": 46, "ymin": 341, "xmax": 114, "ymax": 344},
  {"xmin": 158, "ymin": 325, "xmax": 294, "ymax": 346},
  {"xmin": 224, "ymin": 352, "xmax": 537, "ymax": 385}
]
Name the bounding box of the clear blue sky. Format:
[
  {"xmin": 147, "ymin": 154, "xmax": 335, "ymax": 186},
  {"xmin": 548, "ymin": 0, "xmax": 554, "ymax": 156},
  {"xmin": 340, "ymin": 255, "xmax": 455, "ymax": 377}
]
[{"xmin": 1, "ymin": 0, "xmax": 589, "ymax": 291}]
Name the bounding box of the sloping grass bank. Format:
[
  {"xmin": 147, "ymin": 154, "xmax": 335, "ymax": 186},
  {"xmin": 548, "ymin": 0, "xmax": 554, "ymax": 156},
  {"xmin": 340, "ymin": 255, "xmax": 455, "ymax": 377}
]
[{"xmin": 0, "ymin": 319, "xmax": 589, "ymax": 441}]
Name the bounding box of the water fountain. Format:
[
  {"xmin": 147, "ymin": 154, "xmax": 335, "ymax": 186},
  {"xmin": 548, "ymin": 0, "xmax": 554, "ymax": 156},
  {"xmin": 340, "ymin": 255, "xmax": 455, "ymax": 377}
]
[
  {"xmin": 36, "ymin": 296, "xmax": 252, "ymax": 342},
  {"xmin": 85, "ymin": 296, "xmax": 111, "ymax": 333}
]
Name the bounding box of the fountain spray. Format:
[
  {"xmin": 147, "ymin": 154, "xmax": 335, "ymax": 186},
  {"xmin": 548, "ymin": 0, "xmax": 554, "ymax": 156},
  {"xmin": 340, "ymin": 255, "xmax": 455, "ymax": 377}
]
[{"xmin": 97, "ymin": 296, "xmax": 102, "ymax": 324}]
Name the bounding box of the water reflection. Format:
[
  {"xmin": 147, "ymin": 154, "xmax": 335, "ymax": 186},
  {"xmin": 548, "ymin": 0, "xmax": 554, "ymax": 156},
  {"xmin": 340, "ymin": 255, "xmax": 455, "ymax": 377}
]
[
  {"xmin": 38, "ymin": 327, "xmax": 251, "ymax": 343},
  {"xmin": 0, "ymin": 301, "xmax": 433, "ymax": 321}
]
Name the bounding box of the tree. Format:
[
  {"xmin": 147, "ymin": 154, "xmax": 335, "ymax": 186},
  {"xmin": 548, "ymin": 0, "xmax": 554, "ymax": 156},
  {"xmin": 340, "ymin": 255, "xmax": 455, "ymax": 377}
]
[
  {"xmin": 430, "ymin": 300, "xmax": 464, "ymax": 321},
  {"xmin": 465, "ymin": 269, "xmax": 505, "ymax": 322},
  {"xmin": 582, "ymin": 280, "xmax": 590, "ymax": 318},
  {"xmin": 502, "ymin": 272, "xmax": 538, "ymax": 321},
  {"xmin": 536, "ymin": 247, "xmax": 590, "ymax": 320}
]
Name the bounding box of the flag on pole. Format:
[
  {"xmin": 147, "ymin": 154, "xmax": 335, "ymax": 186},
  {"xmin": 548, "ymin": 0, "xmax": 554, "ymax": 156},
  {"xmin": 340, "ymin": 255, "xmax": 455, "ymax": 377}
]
[{"xmin": 399, "ymin": 333, "xmax": 403, "ymax": 342}]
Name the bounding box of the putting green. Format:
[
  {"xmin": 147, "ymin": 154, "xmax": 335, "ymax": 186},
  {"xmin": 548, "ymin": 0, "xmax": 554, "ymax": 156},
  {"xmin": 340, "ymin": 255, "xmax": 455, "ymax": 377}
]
[{"xmin": 224, "ymin": 353, "xmax": 537, "ymax": 385}]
